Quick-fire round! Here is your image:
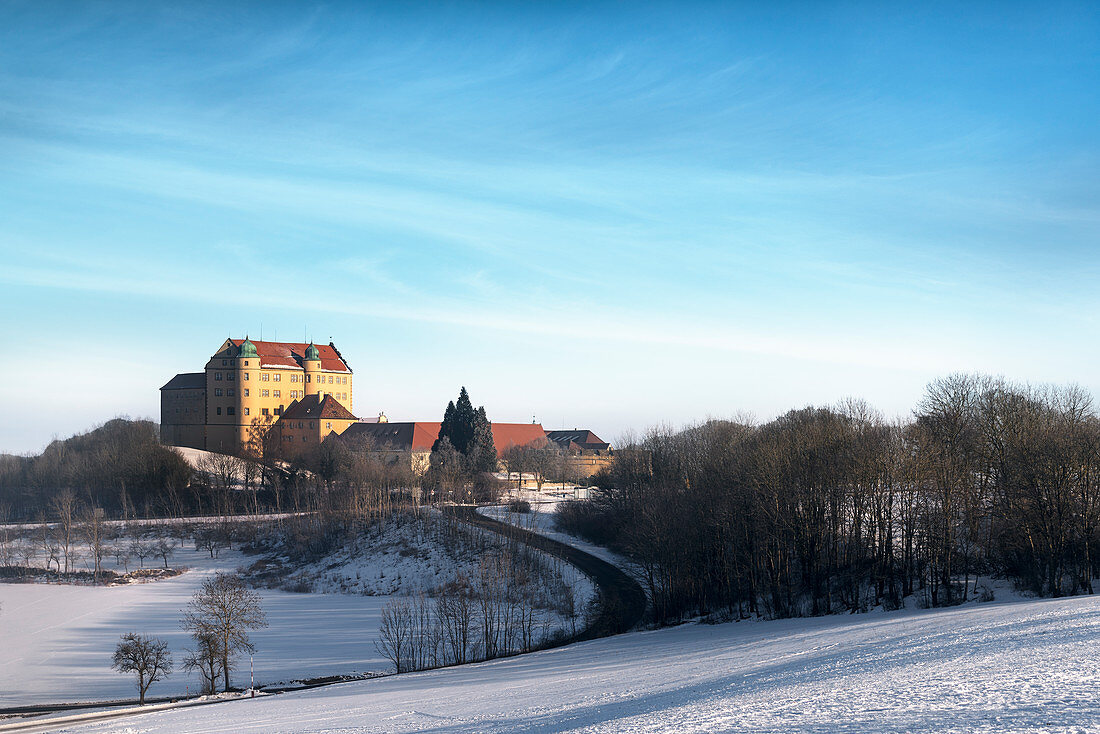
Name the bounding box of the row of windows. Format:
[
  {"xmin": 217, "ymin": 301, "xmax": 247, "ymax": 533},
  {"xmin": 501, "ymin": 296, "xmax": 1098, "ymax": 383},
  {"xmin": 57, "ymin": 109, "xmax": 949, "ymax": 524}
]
[
  {"xmin": 303, "ymin": 374, "xmax": 348, "ymax": 385},
  {"xmin": 317, "ymin": 391, "xmax": 349, "ymax": 401},
  {"xmin": 215, "ymin": 371, "xmax": 347, "ymax": 384},
  {"xmin": 212, "ymin": 405, "xmax": 289, "ymax": 418}
]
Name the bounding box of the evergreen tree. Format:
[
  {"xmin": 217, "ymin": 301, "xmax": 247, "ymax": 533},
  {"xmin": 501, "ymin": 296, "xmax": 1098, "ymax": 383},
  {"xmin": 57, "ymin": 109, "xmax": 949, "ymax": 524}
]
[
  {"xmin": 432, "ymin": 388, "xmax": 498, "ymax": 473},
  {"xmin": 434, "ymin": 401, "xmax": 457, "ymax": 453},
  {"xmin": 469, "ymin": 406, "xmax": 498, "ymax": 473}
]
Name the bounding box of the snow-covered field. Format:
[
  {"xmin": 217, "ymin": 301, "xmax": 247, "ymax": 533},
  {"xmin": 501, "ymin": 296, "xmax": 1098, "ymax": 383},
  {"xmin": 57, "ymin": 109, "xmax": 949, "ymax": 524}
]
[
  {"xmin": 0, "ymin": 544, "xmax": 393, "ymax": 706},
  {"xmin": 31, "ymin": 593, "xmax": 1100, "ymax": 733},
  {"xmin": 0, "ymin": 510, "xmax": 596, "ymax": 708}
]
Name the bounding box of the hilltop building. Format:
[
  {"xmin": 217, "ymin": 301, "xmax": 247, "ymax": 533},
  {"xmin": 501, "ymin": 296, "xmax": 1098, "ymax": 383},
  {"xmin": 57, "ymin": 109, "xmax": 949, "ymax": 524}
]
[
  {"xmin": 337, "ymin": 421, "xmax": 549, "ymax": 474},
  {"xmin": 160, "ymin": 337, "xmax": 356, "ymax": 454},
  {"xmin": 545, "ymin": 429, "xmax": 614, "ymax": 478},
  {"xmin": 161, "ymin": 338, "xmax": 613, "ymax": 475}
]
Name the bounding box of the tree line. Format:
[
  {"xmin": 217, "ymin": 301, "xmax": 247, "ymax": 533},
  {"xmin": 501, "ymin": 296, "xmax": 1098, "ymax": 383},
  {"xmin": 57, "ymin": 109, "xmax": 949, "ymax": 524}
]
[
  {"xmin": 0, "ymin": 419, "xmax": 192, "ymax": 519},
  {"xmin": 558, "ymin": 374, "xmax": 1100, "ymax": 623}
]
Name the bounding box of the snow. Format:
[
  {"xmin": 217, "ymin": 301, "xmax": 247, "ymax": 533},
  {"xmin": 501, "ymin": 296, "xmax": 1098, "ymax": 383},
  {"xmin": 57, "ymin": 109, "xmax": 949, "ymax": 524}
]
[
  {"xmin": 0, "ymin": 512, "xmax": 596, "ymax": 708},
  {"xmin": 34, "ymin": 593, "xmax": 1100, "ymax": 733},
  {"xmin": 479, "ymin": 500, "xmax": 637, "ymax": 578},
  {"xmin": 0, "ymin": 544, "xmax": 393, "ymax": 706}
]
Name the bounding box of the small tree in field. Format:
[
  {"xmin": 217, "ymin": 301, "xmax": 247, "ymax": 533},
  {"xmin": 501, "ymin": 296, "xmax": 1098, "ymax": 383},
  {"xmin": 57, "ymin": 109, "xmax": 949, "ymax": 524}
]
[
  {"xmin": 182, "ymin": 631, "xmax": 224, "ymax": 695},
  {"xmin": 182, "ymin": 573, "xmax": 267, "ymax": 692},
  {"xmin": 112, "ymin": 633, "xmax": 172, "ymax": 704}
]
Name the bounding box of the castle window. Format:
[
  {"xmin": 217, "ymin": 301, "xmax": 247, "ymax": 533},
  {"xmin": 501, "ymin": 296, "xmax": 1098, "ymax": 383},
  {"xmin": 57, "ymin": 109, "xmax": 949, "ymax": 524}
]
[
  {"xmin": 325, "ymin": 422, "xmax": 332, "ymax": 429},
  {"xmin": 273, "ymin": 390, "xmax": 281, "ymax": 398},
  {"xmin": 222, "ymin": 360, "xmax": 227, "ymax": 366},
  {"xmin": 244, "ymin": 361, "xmax": 249, "ymax": 366},
  {"xmin": 298, "ymin": 422, "xmax": 303, "ymax": 428},
  {"xmin": 305, "ymin": 375, "xmax": 311, "ymax": 383},
  {"xmin": 302, "ymin": 436, "xmax": 307, "ymax": 442},
  {"xmin": 227, "ymin": 407, "xmax": 235, "ymax": 416},
  {"xmin": 261, "ymin": 389, "xmax": 270, "ymax": 397},
  {"xmin": 215, "ymin": 372, "xmax": 222, "ymax": 381},
  {"xmin": 215, "ymin": 388, "xmax": 223, "ymax": 397},
  {"xmin": 328, "ymin": 376, "xmax": 334, "ymax": 384},
  {"xmin": 309, "ymin": 421, "xmax": 315, "ymax": 428},
  {"xmin": 261, "ymin": 373, "xmax": 269, "ymax": 382},
  {"xmin": 242, "ymin": 389, "xmax": 249, "ymax": 397},
  {"xmin": 243, "ymin": 373, "xmax": 249, "ymax": 381},
  {"xmin": 217, "ymin": 407, "xmax": 222, "ymax": 415},
  {"xmin": 227, "ymin": 388, "xmax": 235, "ymax": 396},
  {"xmin": 273, "ymin": 374, "xmax": 281, "ymax": 382},
  {"xmin": 228, "ymin": 372, "xmax": 235, "ymax": 381},
  {"xmin": 262, "ymin": 408, "xmax": 269, "ymax": 416},
  {"xmin": 243, "ymin": 408, "xmax": 249, "ymax": 416}
]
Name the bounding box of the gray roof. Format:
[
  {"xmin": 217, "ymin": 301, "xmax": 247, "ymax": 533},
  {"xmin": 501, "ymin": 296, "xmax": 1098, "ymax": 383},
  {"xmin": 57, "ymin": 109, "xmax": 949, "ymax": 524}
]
[{"xmin": 161, "ymin": 372, "xmax": 205, "ymax": 391}]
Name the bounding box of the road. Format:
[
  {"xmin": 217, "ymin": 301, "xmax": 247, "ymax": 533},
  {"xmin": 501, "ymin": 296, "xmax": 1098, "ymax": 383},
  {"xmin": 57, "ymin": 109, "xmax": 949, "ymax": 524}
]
[{"xmin": 443, "ymin": 504, "xmax": 647, "ymax": 640}]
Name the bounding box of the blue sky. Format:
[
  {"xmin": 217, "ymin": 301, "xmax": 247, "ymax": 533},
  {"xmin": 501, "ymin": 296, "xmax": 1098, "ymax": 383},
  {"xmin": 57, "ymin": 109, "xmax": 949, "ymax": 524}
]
[{"xmin": 1, "ymin": 1, "xmax": 1098, "ymax": 453}]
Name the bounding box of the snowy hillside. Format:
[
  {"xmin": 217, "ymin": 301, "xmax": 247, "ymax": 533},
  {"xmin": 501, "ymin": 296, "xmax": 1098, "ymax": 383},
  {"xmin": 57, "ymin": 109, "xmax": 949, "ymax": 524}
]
[
  {"xmin": 244, "ymin": 512, "xmax": 594, "ymax": 607},
  {"xmin": 36, "ymin": 593, "xmax": 1100, "ymax": 733}
]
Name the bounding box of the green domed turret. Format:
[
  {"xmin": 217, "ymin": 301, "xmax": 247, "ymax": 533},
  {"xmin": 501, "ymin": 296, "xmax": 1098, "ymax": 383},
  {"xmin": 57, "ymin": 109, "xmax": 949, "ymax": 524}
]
[
  {"xmin": 238, "ymin": 337, "xmax": 258, "ymax": 358},
  {"xmin": 304, "ymin": 342, "xmax": 320, "ymax": 361}
]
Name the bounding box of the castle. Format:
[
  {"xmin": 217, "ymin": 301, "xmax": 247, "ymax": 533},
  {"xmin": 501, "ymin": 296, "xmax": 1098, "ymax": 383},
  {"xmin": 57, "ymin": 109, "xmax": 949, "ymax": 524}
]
[
  {"xmin": 160, "ymin": 337, "xmax": 358, "ymax": 455},
  {"xmin": 162, "ymin": 337, "xmax": 613, "ymax": 476}
]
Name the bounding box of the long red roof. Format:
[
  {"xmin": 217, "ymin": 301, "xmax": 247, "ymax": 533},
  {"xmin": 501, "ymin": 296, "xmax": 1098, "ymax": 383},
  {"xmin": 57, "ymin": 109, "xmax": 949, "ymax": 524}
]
[
  {"xmin": 340, "ymin": 421, "xmax": 548, "ymax": 456},
  {"xmin": 223, "ymin": 339, "xmax": 351, "ymax": 372}
]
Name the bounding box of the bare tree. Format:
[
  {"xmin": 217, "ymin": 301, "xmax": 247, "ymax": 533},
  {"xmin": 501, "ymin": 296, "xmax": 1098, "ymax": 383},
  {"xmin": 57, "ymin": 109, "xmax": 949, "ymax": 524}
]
[
  {"xmin": 50, "ymin": 490, "xmax": 78, "ymax": 574},
  {"xmin": 182, "ymin": 573, "xmax": 267, "ymax": 692},
  {"xmin": 112, "ymin": 633, "xmax": 172, "ymax": 704},
  {"xmin": 375, "ymin": 597, "xmax": 414, "ymax": 673},
  {"xmin": 155, "ymin": 538, "xmax": 176, "ymax": 569},
  {"xmin": 129, "ymin": 538, "xmax": 153, "ymax": 569},
  {"xmin": 82, "ymin": 506, "xmax": 107, "ymax": 584},
  {"xmin": 182, "ymin": 631, "xmax": 224, "ymax": 695},
  {"xmin": 112, "ymin": 543, "xmax": 130, "ymax": 571}
]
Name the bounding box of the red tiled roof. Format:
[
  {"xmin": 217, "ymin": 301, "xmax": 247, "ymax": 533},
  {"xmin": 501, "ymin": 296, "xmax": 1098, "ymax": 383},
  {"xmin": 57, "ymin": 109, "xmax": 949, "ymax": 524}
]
[
  {"xmin": 339, "ymin": 422, "xmax": 440, "ymax": 452},
  {"xmin": 339, "ymin": 421, "xmax": 548, "ymax": 456},
  {"xmin": 280, "ymin": 394, "xmax": 357, "ymax": 421},
  {"xmin": 492, "ymin": 423, "xmax": 549, "ymax": 453},
  {"xmin": 219, "ymin": 339, "xmax": 351, "ymax": 372}
]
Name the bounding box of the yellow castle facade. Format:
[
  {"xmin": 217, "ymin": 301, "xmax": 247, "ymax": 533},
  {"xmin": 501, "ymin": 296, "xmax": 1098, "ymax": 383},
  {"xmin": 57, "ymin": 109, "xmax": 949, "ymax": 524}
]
[{"xmin": 160, "ymin": 337, "xmax": 358, "ymax": 455}]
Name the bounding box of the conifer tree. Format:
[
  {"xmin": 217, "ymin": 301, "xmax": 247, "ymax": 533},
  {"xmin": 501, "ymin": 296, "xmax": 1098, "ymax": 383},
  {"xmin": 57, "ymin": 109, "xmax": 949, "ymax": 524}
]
[
  {"xmin": 433, "ymin": 387, "xmax": 497, "ymax": 473},
  {"xmin": 469, "ymin": 406, "xmax": 498, "ymax": 473}
]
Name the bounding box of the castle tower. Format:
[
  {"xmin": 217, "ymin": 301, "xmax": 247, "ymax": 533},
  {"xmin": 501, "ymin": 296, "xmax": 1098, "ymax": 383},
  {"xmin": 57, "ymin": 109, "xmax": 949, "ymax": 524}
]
[
  {"xmin": 236, "ymin": 336, "xmax": 260, "ymax": 448},
  {"xmin": 303, "ymin": 342, "xmax": 322, "ymax": 397}
]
